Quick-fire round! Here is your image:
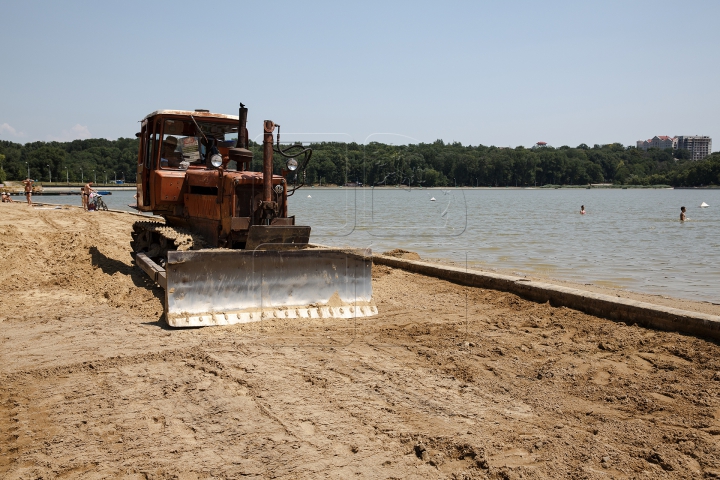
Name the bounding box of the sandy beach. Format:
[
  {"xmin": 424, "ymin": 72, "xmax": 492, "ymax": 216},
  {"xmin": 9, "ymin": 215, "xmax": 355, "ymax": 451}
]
[{"xmin": 1, "ymin": 203, "xmax": 719, "ymax": 479}]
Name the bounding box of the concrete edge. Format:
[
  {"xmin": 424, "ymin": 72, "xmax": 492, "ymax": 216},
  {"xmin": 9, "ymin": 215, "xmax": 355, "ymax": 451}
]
[{"xmin": 373, "ymin": 254, "xmax": 720, "ymax": 342}]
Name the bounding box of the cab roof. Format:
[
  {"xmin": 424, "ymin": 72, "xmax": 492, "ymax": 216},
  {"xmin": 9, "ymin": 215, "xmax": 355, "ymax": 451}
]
[{"xmin": 142, "ymin": 110, "xmax": 239, "ymax": 122}]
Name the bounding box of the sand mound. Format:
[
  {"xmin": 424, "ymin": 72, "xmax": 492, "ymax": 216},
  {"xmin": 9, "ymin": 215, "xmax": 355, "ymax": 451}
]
[
  {"xmin": 0, "ymin": 205, "xmax": 162, "ymax": 321},
  {"xmin": 382, "ymin": 248, "xmax": 421, "ymax": 260}
]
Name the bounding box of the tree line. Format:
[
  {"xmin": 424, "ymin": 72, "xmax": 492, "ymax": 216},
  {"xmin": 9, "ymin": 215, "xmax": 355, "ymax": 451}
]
[
  {"xmin": 1, "ymin": 138, "xmax": 718, "ymax": 187},
  {"xmin": 0, "ymin": 138, "xmax": 138, "ymax": 185}
]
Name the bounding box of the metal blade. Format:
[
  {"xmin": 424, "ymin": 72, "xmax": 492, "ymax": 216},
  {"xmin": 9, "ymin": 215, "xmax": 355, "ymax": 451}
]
[{"xmin": 164, "ymin": 248, "xmax": 376, "ymax": 327}]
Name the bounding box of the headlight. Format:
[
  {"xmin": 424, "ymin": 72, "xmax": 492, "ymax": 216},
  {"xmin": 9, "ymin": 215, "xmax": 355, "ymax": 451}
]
[
  {"xmin": 286, "ymin": 158, "xmax": 298, "ymax": 171},
  {"xmin": 274, "ymin": 184, "xmax": 284, "ymax": 194},
  {"xmin": 210, "ymin": 154, "xmax": 223, "ymax": 168}
]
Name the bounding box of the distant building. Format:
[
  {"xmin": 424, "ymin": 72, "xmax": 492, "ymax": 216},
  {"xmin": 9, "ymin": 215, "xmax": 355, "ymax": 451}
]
[
  {"xmin": 674, "ymin": 136, "xmax": 712, "ymax": 161},
  {"xmin": 636, "ymin": 135, "xmax": 712, "ymax": 160},
  {"xmin": 532, "ymin": 141, "xmax": 549, "ymax": 149},
  {"xmin": 636, "ymin": 136, "xmax": 674, "ymax": 150}
]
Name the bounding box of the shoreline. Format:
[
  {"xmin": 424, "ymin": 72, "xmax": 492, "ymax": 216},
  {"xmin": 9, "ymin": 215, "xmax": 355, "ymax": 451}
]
[
  {"xmin": 376, "ymin": 250, "xmax": 720, "ymax": 340},
  {"xmin": 9, "ymin": 200, "xmax": 719, "ymax": 317},
  {"xmin": 417, "ymin": 255, "xmax": 720, "ymax": 318}
]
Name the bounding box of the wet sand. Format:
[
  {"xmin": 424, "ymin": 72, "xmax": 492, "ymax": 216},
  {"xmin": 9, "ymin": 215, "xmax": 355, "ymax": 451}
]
[{"xmin": 1, "ymin": 203, "xmax": 719, "ymax": 479}]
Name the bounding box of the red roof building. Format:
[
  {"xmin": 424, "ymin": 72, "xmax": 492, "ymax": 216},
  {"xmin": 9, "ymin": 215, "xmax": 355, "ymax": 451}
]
[{"xmin": 636, "ymin": 135, "xmax": 675, "ymax": 150}]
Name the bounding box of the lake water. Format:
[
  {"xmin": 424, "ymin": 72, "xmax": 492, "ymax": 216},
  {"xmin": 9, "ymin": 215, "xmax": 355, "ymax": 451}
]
[
  {"xmin": 292, "ymin": 187, "xmax": 720, "ymax": 304},
  {"xmin": 36, "ymin": 188, "xmax": 720, "ymax": 303}
]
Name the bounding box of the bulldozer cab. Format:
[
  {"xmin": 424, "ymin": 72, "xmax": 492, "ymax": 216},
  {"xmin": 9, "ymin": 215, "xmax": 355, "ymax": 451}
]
[
  {"xmin": 136, "ymin": 110, "xmax": 244, "ymax": 210},
  {"xmin": 135, "ymin": 108, "xmax": 306, "ymax": 248}
]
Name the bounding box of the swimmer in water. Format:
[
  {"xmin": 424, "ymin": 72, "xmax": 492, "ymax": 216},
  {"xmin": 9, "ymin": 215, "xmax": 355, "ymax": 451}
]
[
  {"xmin": 680, "ymin": 206, "xmax": 686, "ymax": 222},
  {"xmin": 580, "ymin": 205, "xmax": 585, "ymax": 215}
]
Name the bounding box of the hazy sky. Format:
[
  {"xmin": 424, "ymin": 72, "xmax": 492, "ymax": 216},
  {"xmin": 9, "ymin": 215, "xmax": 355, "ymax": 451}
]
[{"xmin": 1, "ymin": 0, "xmax": 718, "ymax": 149}]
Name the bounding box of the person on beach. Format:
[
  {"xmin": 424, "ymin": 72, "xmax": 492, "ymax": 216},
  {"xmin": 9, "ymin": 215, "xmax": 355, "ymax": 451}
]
[
  {"xmin": 680, "ymin": 206, "xmax": 686, "ymax": 222},
  {"xmin": 83, "ymin": 182, "xmax": 96, "ymax": 211},
  {"xmin": 580, "ymin": 205, "xmax": 585, "ymax": 215},
  {"xmin": 22, "ymin": 178, "xmax": 33, "ymax": 206},
  {"xmin": 1, "ymin": 192, "xmax": 13, "ymax": 203}
]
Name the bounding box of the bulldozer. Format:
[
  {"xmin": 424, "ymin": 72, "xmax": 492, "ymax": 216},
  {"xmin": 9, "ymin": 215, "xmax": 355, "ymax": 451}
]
[{"xmin": 132, "ymin": 104, "xmax": 376, "ymax": 327}]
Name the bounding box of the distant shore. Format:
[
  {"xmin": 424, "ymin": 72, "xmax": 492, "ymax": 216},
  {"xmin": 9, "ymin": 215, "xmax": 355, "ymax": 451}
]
[{"xmin": 10, "ymin": 182, "xmax": 720, "ymax": 193}]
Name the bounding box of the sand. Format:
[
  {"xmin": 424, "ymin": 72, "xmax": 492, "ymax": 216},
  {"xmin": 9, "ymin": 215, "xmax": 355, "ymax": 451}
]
[{"xmin": 1, "ymin": 203, "xmax": 719, "ymax": 479}]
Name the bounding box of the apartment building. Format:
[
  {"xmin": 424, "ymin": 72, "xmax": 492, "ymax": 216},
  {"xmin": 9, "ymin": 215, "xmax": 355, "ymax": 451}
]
[
  {"xmin": 674, "ymin": 136, "xmax": 712, "ymax": 161},
  {"xmin": 636, "ymin": 135, "xmax": 712, "ymax": 160}
]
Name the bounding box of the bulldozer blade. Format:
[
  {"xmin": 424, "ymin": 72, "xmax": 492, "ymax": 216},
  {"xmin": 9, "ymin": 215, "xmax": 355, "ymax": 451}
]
[{"xmin": 164, "ymin": 248, "xmax": 377, "ymax": 327}]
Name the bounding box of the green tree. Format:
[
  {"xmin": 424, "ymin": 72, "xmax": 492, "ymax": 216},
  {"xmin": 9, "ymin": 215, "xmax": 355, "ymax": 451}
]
[
  {"xmin": 421, "ymin": 168, "xmax": 443, "ymax": 187},
  {"xmin": 0, "ymin": 136, "xmax": 716, "ymax": 188},
  {"xmin": 0, "ymin": 154, "xmax": 6, "ymax": 183},
  {"xmin": 27, "ymin": 146, "xmax": 67, "ymax": 182},
  {"xmin": 674, "ymin": 148, "xmax": 691, "ymax": 160}
]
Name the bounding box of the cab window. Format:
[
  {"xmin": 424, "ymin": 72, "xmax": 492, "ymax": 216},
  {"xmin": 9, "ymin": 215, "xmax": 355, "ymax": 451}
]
[{"xmin": 160, "ymin": 118, "xmax": 238, "ymax": 170}]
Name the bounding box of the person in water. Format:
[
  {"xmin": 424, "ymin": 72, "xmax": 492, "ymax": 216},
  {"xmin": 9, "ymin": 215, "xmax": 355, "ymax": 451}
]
[
  {"xmin": 680, "ymin": 206, "xmax": 686, "ymax": 222},
  {"xmin": 580, "ymin": 205, "xmax": 585, "ymax": 215}
]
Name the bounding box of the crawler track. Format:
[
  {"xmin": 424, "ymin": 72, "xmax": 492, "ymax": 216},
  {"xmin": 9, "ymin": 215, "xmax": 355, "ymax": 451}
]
[{"xmin": 131, "ymin": 221, "xmax": 206, "ymax": 263}]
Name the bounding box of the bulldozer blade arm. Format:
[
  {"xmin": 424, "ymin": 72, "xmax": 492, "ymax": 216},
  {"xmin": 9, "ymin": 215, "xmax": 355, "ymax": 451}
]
[
  {"xmin": 245, "ymin": 225, "xmax": 311, "ymax": 250},
  {"xmin": 164, "ymin": 248, "xmax": 377, "ymax": 327}
]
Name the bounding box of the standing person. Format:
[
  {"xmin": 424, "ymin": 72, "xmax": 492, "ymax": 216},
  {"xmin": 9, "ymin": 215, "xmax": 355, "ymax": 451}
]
[
  {"xmin": 80, "ymin": 187, "xmax": 87, "ymax": 210},
  {"xmin": 580, "ymin": 205, "xmax": 586, "ymax": 215},
  {"xmin": 680, "ymin": 206, "xmax": 686, "ymax": 222},
  {"xmin": 83, "ymin": 182, "xmax": 96, "ymax": 211},
  {"xmin": 22, "ymin": 178, "xmax": 34, "ymax": 206}
]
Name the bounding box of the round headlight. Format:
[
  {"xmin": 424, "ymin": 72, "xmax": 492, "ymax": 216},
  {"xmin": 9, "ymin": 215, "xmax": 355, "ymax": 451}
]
[
  {"xmin": 274, "ymin": 184, "xmax": 284, "ymax": 194},
  {"xmin": 210, "ymin": 154, "xmax": 223, "ymax": 168},
  {"xmin": 286, "ymin": 158, "xmax": 298, "ymax": 171}
]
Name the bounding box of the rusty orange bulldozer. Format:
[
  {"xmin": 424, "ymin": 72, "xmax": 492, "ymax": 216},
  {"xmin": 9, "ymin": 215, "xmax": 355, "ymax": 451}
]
[{"xmin": 132, "ymin": 104, "xmax": 376, "ymax": 327}]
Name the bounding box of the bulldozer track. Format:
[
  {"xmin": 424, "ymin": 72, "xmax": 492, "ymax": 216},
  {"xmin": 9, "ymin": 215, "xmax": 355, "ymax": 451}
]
[{"xmin": 131, "ymin": 221, "xmax": 206, "ymax": 260}]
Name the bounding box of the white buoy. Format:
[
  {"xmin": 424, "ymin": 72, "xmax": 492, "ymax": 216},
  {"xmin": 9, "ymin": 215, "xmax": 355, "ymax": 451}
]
[
  {"xmin": 700, "ymin": 202, "xmax": 709, "ymax": 207},
  {"xmin": 430, "ymin": 197, "xmax": 436, "ymax": 201},
  {"xmin": 307, "ymin": 195, "xmax": 312, "ymax": 198}
]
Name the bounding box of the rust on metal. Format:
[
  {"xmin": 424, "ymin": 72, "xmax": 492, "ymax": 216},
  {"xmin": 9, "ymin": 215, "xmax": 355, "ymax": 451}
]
[
  {"xmin": 230, "ymin": 217, "xmax": 251, "ymax": 231},
  {"xmin": 153, "ymin": 170, "xmax": 186, "ymax": 204},
  {"xmin": 142, "ymin": 110, "xmax": 240, "ymax": 122},
  {"xmin": 245, "ymin": 225, "xmax": 310, "ymax": 250},
  {"xmin": 184, "ymin": 194, "xmax": 221, "ymax": 220},
  {"xmin": 262, "ymin": 120, "xmax": 275, "ymax": 207}
]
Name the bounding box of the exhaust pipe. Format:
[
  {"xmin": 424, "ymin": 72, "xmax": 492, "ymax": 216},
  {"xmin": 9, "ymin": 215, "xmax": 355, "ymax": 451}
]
[
  {"xmin": 228, "ymin": 102, "xmax": 253, "ymax": 170},
  {"xmin": 262, "ymin": 120, "xmax": 275, "ymax": 205},
  {"xmin": 237, "ymin": 103, "xmax": 248, "ymax": 148}
]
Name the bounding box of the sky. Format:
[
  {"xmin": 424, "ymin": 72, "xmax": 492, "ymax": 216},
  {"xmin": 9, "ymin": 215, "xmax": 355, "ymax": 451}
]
[{"xmin": 1, "ymin": 0, "xmax": 718, "ymax": 150}]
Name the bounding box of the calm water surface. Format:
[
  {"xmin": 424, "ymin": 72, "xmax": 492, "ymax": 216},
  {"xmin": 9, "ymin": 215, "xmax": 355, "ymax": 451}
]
[{"xmin": 37, "ymin": 188, "xmax": 720, "ymax": 303}]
